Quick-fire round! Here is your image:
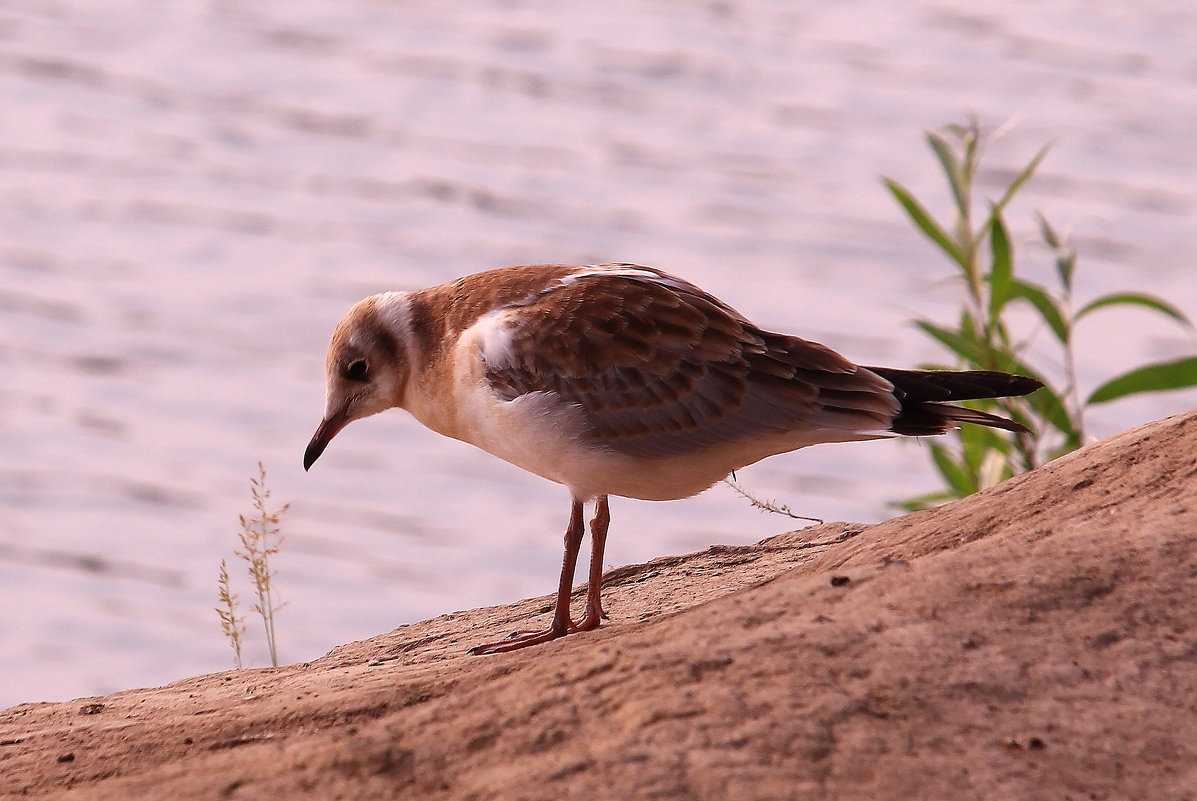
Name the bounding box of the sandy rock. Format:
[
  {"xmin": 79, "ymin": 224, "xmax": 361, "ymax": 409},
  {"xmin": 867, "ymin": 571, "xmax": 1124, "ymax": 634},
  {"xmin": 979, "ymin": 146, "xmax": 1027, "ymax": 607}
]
[{"xmin": 3, "ymin": 409, "xmax": 1197, "ymax": 800}]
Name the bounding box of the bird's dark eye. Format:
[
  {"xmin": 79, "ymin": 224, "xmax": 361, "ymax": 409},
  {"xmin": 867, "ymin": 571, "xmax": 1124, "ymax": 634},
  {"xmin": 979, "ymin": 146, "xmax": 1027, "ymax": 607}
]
[{"xmin": 344, "ymin": 359, "xmax": 369, "ymax": 381}]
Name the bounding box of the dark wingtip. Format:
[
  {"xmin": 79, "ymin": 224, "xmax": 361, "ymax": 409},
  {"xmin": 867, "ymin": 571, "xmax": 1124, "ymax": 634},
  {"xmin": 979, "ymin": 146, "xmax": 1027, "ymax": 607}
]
[
  {"xmin": 1006, "ymin": 374, "xmax": 1046, "ymax": 398},
  {"xmin": 865, "ymin": 367, "xmax": 1045, "ymax": 402}
]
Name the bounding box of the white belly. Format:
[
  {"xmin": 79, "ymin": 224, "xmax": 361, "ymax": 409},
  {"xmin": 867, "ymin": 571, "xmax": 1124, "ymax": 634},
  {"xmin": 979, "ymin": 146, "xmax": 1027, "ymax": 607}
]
[{"xmin": 403, "ymin": 330, "xmax": 888, "ymax": 502}]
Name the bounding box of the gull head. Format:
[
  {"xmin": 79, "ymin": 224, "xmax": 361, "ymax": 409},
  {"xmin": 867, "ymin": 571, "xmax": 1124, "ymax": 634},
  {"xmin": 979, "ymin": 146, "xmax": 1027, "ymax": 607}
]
[{"xmin": 304, "ymin": 293, "xmax": 410, "ymax": 470}]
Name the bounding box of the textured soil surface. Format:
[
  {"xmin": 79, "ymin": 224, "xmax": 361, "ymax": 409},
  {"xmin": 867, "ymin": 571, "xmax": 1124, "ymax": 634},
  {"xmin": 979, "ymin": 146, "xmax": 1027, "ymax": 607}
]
[{"xmin": 4, "ymin": 409, "xmax": 1197, "ymax": 800}]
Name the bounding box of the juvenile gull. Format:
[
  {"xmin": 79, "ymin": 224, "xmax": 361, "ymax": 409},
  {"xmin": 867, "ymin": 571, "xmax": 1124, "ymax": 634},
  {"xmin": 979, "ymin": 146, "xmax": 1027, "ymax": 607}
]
[{"xmin": 303, "ymin": 263, "xmax": 1041, "ymax": 654}]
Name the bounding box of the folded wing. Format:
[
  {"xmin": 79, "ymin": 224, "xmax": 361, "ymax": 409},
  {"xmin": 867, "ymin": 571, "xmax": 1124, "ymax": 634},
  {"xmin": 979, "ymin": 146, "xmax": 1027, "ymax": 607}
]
[{"xmin": 480, "ymin": 266, "xmax": 903, "ymax": 459}]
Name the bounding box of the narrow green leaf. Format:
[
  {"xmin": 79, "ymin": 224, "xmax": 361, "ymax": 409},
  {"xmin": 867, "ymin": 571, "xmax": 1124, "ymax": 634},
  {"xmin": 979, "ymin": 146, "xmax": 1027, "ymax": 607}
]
[
  {"xmin": 990, "ymin": 315, "xmax": 1013, "ymax": 351},
  {"xmin": 1086, "ymin": 356, "xmax": 1197, "ymax": 405},
  {"xmin": 945, "ymin": 121, "xmax": 972, "ymax": 142},
  {"xmin": 980, "ymin": 144, "xmax": 1051, "ymax": 243},
  {"xmin": 960, "ymin": 308, "xmax": 977, "ymax": 338},
  {"xmin": 958, "ymin": 420, "xmax": 1006, "ymax": 475},
  {"xmin": 1037, "ymin": 211, "xmax": 1060, "ymax": 248},
  {"xmin": 956, "ymin": 120, "xmax": 980, "ymax": 181},
  {"xmin": 894, "ymin": 490, "xmax": 957, "ymax": 512},
  {"xmin": 1075, "ymin": 292, "xmax": 1192, "ymax": 327},
  {"xmin": 883, "ymin": 178, "xmax": 968, "ymax": 269},
  {"xmin": 987, "ymin": 212, "xmax": 1013, "ymax": 320},
  {"xmin": 915, "ymin": 319, "xmax": 1057, "ymax": 387},
  {"xmin": 1008, "ymin": 279, "xmax": 1070, "ymax": 343},
  {"xmin": 1056, "ymin": 250, "xmax": 1077, "ymax": 296},
  {"xmin": 915, "ymin": 320, "xmax": 988, "ymax": 366},
  {"xmin": 927, "ymin": 132, "xmax": 968, "ymax": 218},
  {"xmin": 929, "ymin": 442, "xmax": 975, "ymax": 497},
  {"xmin": 1035, "ymin": 212, "xmax": 1075, "ymax": 292},
  {"xmin": 1049, "ymin": 432, "xmax": 1083, "ymax": 460},
  {"xmin": 1024, "ymin": 380, "xmax": 1076, "ymax": 436},
  {"xmin": 992, "ymin": 143, "xmax": 1051, "ymax": 216}
]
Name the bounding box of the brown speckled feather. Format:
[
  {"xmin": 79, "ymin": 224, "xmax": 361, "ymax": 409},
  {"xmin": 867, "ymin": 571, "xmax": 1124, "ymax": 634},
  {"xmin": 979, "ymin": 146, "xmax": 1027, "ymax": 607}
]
[
  {"xmin": 308, "ymin": 262, "xmax": 1043, "ymax": 655},
  {"xmin": 482, "ymin": 265, "xmax": 901, "ymax": 458}
]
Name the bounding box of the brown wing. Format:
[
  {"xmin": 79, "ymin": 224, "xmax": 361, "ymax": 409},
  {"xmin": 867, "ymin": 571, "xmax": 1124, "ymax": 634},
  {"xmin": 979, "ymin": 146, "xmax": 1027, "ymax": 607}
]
[{"xmin": 481, "ymin": 266, "xmax": 900, "ymax": 459}]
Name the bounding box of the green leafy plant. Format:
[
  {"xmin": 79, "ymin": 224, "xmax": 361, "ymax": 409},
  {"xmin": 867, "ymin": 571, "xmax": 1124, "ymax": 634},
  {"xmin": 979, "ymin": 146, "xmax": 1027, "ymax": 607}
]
[
  {"xmin": 216, "ymin": 462, "xmax": 289, "ymax": 667},
  {"xmin": 884, "ymin": 119, "xmax": 1197, "ymax": 510}
]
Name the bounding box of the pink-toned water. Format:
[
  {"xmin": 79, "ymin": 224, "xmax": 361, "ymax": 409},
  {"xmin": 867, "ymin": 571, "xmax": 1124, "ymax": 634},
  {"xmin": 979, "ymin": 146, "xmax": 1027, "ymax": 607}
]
[{"xmin": 2, "ymin": 1, "xmax": 1195, "ymax": 707}]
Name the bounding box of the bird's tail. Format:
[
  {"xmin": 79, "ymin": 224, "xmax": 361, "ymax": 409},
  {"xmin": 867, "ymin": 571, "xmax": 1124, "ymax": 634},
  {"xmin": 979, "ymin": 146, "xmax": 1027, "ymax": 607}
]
[{"xmin": 864, "ymin": 367, "xmax": 1043, "ymax": 436}]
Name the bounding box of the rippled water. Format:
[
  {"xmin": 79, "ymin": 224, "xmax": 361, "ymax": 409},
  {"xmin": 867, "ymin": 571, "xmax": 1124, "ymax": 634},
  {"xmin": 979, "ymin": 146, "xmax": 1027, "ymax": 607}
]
[{"xmin": 2, "ymin": 0, "xmax": 1196, "ymax": 707}]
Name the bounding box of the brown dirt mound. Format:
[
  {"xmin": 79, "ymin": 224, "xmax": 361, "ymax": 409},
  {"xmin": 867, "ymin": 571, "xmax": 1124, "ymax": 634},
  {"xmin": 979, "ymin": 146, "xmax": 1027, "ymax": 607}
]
[{"xmin": 4, "ymin": 410, "xmax": 1197, "ymax": 800}]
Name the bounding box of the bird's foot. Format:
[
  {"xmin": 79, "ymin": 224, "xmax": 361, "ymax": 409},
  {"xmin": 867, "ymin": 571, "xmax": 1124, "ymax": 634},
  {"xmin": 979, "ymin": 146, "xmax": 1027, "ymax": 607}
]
[
  {"xmin": 468, "ymin": 606, "xmax": 610, "ymax": 653},
  {"xmin": 467, "ymin": 626, "xmax": 569, "ymax": 655},
  {"xmin": 568, "ymin": 606, "xmax": 607, "ymax": 632}
]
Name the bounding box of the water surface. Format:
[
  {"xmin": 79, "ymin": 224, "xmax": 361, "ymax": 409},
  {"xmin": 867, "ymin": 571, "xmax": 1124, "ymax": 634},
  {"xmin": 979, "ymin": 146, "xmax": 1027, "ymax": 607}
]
[{"xmin": 2, "ymin": 0, "xmax": 1196, "ymax": 707}]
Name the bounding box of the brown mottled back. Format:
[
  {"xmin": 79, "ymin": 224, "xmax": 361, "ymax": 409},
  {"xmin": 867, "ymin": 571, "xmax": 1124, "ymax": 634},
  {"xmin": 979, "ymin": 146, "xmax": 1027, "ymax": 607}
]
[
  {"xmin": 406, "ymin": 264, "xmax": 580, "ymax": 369},
  {"xmin": 478, "ymin": 266, "xmax": 901, "ymax": 458}
]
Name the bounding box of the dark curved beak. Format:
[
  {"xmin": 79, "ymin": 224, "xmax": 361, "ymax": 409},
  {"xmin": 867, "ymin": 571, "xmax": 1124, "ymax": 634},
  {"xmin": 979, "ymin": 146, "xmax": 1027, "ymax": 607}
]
[{"xmin": 303, "ymin": 411, "xmax": 350, "ymax": 471}]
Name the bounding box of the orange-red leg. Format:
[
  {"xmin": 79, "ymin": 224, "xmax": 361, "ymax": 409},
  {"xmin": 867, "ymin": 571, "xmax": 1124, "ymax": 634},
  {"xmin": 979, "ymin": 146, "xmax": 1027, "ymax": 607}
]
[
  {"xmin": 570, "ymin": 495, "xmax": 609, "ymax": 632},
  {"xmin": 468, "ymin": 499, "xmax": 586, "ymax": 655}
]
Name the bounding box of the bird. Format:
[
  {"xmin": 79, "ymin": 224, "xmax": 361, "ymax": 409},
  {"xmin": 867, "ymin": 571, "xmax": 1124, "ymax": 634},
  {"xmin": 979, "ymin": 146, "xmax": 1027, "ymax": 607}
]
[{"xmin": 303, "ymin": 263, "xmax": 1042, "ymax": 654}]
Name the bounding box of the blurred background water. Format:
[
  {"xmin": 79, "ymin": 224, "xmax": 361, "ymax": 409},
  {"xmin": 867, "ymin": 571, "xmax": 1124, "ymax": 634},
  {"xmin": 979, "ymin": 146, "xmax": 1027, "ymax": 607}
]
[{"xmin": 2, "ymin": 0, "xmax": 1196, "ymax": 707}]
